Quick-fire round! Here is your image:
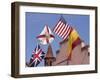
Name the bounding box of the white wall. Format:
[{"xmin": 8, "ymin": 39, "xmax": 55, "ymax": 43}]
[{"xmin": 0, "ymin": 0, "xmax": 100, "ymax": 80}]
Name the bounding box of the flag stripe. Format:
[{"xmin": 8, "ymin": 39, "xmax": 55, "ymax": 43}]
[
  {"xmin": 57, "ymin": 24, "xmax": 66, "ymax": 36},
  {"xmin": 62, "ymin": 25, "xmax": 71, "ymax": 40},
  {"xmin": 53, "ymin": 17, "xmax": 72, "ymax": 40},
  {"xmin": 54, "ymin": 21, "xmax": 62, "ymax": 32},
  {"xmin": 66, "ymin": 29, "xmax": 81, "ymax": 60},
  {"xmin": 55, "ymin": 22, "xmax": 64, "ymax": 34},
  {"xmin": 29, "ymin": 45, "xmax": 45, "ymax": 67},
  {"xmin": 50, "ymin": 34, "xmax": 55, "ymax": 38},
  {"xmin": 61, "ymin": 24, "xmax": 70, "ymax": 38},
  {"xmin": 63, "ymin": 27, "xmax": 71, "ymax": 40},
  {"xmin": 72, "ymin": 37, "xmax": 81, "ymax": 49},
  {"xmin": 37, "ymin": 35, "xmax": 46, "ymax": 38},
  {"xmin": 59, "ymin": 24, "xmax": 67, "ymax": 37}
]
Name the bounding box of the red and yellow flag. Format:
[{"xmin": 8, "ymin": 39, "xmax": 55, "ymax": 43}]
[{"xmin": 67, "ymin": 28, "xmax": 81, "ymax": 60}]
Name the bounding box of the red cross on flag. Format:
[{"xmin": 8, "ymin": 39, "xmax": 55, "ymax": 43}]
[
  {"xmin": 37, "ymin": 25, "xmax": 55, "ymax": 45},
  {"xmin": 29, "ymin": 44, "xmax": 45, "ymax": 67}
]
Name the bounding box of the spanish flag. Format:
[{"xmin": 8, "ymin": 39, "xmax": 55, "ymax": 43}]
[{"xmin": 67, "ymin": 28, "xmax": 81, "ymax": 60}]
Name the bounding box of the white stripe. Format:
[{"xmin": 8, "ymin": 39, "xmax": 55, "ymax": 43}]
[
  {"xmin": 34, "ymin": 59, "xmax": 37, "ymax": 66},
  {"xmin": 36, "ymin": 48, "xmax": 40, "ymax": 54},
  {"xmin": 29, "ymin": 59, "xmax": 35, "ymax": 66},
  {"xmin": 55, "ymin": 22, "xmax": 64, "ymax": 34},
  {"xmin": 57, "ymin": 24, "xmax": 66, "ymax": 36},
  {"xmin": 64, "ymin": 29, "xmax": 71, "ymax": 39},
  {"xmin": 59, "ymin": 24, "xmax": 68, "ymax": 37},
  {"xmin": 54, "ymin": 21, "xmax": 61, "ymax": 32},
  {"xmin": 61, "ymin": 24, "xmax": 70, "ymax": 38},
  {"xmin": 37, "ymin": 58, "xmax": 41, "ymax": 62},
  {"xmin": 63, "ymin": 27, "xmax": 71, "ymax": 40}
]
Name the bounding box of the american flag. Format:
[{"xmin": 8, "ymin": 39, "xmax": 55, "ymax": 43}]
[
  {"xmin": 29, "ymin": 44, "xmax": 45, "ymax": 67},
  {"xmin": 53, "ymin": 17, "xmax": 72, "ymax": 40}
]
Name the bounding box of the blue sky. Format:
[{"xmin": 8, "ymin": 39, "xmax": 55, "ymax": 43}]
[{"xmin": 25, "ymin": 12, "xmax": 89, "ymax": 66}]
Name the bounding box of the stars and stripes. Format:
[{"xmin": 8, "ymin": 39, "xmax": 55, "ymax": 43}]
[
  {"xmin": 29, "ymin": 44, "xmax": 45, "ymax": 67},
  {"xmin": 53, "ymin": 17, "xmax": 72, "ymax": 40}
]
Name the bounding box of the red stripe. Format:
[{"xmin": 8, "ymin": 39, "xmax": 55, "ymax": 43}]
[
  {"xmin": 50, "ymin": 34, "xmax": 55, "ymax": 38},
  {"xmin": 30, "ymin": 49, "xmax": 42, "ymax": 66},
  {"xmin": 54, "ymin": 21, "xmax": 62, "ymax": 32},
  {"xmin": 55, "ymin": 23, "xmax": 65, "ymax": 35},
  {"xmin": 62, "ymin": 25, "xmax": 71, "ymax": 39},
  {"xmin": 58, "ymin": 24, "xmax": 66, "ymax": 36},
  {"xmin": 59, "ymin": 24, "xmax": 67, "ymax": 37},
  {"xmin": 53, "ymin": 21, "xmax": 60, "ymax": 31},
  {"xmin": 55, "ymin": 22, "xmax": 63, "ymax": 34},
  {"xmin": 37, "ymin": 35, "xmax": 46, "ymax": 38},
  {"xmin": 62, "ymin": 24, "xmax": 70, "ymax": 38},
  {"xmin": 63, "ymin": 27, "xmax": 73, "ymax": 40},
  {"xmin": 60, "ymin": 24, "xmax": 69, "ymax": 38},
  {"xmin": 34, "ymin": 49, "xmax": 42, "ymax": 61},
  {"xmin": 69, "ymin": 27, "xmax": 73, "ymax": 35},
  {"xmin": 72, "ymin": 37, "xmax": 81, "ymax": 49}
]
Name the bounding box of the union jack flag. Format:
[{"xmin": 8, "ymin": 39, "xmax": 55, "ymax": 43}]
[{"xmin": 29, "ymin": 44, "xmax": 45, "ymax": 67}]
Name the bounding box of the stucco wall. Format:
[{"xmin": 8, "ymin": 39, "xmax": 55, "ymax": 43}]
[{"xmin": 52, "ymin": 40, "xmax": 89, "ymax": 66}]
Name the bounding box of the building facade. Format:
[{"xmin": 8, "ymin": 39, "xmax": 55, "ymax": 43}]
[{"xmin": 45, "ymin": 40, "xmax": 89, "ymax": 66}]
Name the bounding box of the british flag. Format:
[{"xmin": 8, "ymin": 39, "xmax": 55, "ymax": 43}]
[{"xmin": 29, "ymin": 44, "xmax": 45, "ymax": 67}]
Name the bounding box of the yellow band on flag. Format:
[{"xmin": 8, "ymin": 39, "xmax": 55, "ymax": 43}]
[{"xmin": 67, "ymin": 28, "xmax": 80, "ymax": 60}]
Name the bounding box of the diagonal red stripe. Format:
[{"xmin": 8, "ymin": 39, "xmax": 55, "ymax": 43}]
[
  {"xmin": 57, "ymin": 23, "xmax": 66, "ymax": 36},
  {"xmin": 32, "ymin": 49, "xmax": 42, "ymax": 61},
  {"xmin": 54, "ymin": 21, "xmax": 62, "ymax": 32},
  {"xmin": 55, "ymin": 22, "xmax": 63, "ymax": 34},
  {"xmin": 72, "ymin": 37, "xmax": 81, "ymax": 49},
  {"xmin": 37, "ymin": 35, "xmax": 46, "ymax": 38},
  {"xmin": 62, "ymin": 25, "xmax": 71, "ymax": 39},
  {"xmin": 59, "ymin": 24, "xmax": 68, "ymax": 37},
  {"xmin": 50, "ymin": 34, "xmax": 55, "ymax": 38},
  {"xmin": 58, "ymin": 24, "xmax": 66, "ymax": 36}
]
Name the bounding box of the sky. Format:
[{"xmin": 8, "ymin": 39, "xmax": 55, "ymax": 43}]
[{"xmin": 25, "ymin": 12, "xmax": 89, "ymax": 67}]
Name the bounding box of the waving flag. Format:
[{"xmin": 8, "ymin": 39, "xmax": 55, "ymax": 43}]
[
  {"xmin": 29, "ymin": 44, "xmax": 45, "ymax": 67},
  {"xmin": 53, "ymin": 17, "xmax": 72, "ymax": 40},
  {"xmin": 37, "ymin": 25, "xmax": 55, "ymax": 45},
  {"xmin": 67, "ymin": 28, "xmax": 81, "ymax": 60}
]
